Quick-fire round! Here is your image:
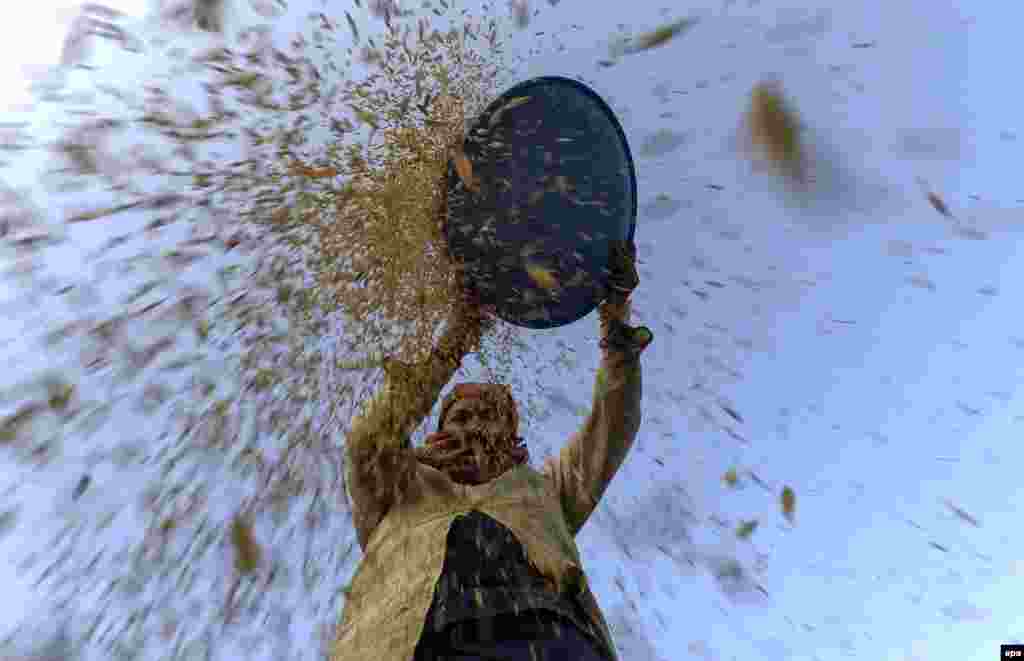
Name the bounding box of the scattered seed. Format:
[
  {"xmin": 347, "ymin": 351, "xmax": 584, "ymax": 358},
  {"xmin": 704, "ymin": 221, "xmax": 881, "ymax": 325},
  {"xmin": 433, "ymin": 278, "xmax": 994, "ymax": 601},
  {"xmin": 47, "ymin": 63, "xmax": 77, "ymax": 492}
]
[
  {"xmin": 781, "ymin": 486, "xmax": 796, "ymax": 523},
  {"xmin": 452, "ymin": 148, "xmax": 479, "ymax": 192},
  {"xmin": 526, "ymin": 264, "xmax": 559, "ymax": 290},
  {"xmin": 736, "ymin": 519, "xmax": 758, "ymax": 539},
  {"xmin": 231, "ymin": 515, "xmax": 261, "ymax": 574},
  {"xmin": 720, "ymin": 403, "xmax": 743, "ymax": 423},
  {"xmin": 927, "ymin": 191, "xmax": 952, "ymax": 218},
  {"xmin": 345, "ymin": 11, "xmax": 360, "ymax": 41},
  {"xmin": 73, "ymin": 475, "xmax": 91, "ymax": 500},
  {"xmin": 621, "ymin": 17, "xmax": 699, "ymax": 54},
  {"xmin": 944, "ymin": 499, "xmax": 980, "ymax": 527},
  {"xmin": 488, "ymin": 95, "xmax": 532, "ymax": 128},
  {"xmin": 747, "ymin": 80, "xmax": 806, "ymax": 181},
  {"xmin": 0, "ymin": 403, "xmax": 44, "ymax": 443}
]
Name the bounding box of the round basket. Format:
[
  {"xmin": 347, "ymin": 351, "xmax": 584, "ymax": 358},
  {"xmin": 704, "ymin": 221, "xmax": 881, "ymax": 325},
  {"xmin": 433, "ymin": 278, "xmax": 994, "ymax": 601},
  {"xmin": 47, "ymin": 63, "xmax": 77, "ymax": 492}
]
[{"xmin": 444, "ymin": 76, "xmax": 637, "ymax": 329}]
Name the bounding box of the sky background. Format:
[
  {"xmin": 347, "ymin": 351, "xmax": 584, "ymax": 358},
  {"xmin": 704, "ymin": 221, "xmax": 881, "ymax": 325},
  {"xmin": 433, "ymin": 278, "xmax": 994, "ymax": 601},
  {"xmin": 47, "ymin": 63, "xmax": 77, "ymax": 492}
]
[{"xmin": 0, "ymin": 1, "xmax": 1022, "ymax": 660}]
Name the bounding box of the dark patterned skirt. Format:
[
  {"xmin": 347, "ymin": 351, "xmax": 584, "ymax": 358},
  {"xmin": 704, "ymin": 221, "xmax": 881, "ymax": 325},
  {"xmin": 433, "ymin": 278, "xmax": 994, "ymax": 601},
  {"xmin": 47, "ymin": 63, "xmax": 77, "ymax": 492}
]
[
  {"xmin": 414, "ymin": 608, "xmax": 611, "ymax": 661},
  {"xmin": 413, "ymin": 510, "xmax": 614, "ymax": 661}
]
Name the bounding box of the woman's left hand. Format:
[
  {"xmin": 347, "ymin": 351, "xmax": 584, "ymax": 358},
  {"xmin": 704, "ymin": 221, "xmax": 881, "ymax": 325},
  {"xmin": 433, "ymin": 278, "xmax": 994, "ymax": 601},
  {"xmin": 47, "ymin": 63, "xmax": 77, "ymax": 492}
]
[{"xmin": 604, "ymin": 239, "xmax": 640, "ymax": 307}]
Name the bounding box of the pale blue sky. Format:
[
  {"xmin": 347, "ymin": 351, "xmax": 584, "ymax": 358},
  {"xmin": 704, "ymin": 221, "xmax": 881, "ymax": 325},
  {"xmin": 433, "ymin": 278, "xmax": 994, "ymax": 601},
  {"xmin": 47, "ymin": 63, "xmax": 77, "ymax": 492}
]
[{"xmin": 0, "ymin": 1, "xmax": 1021, "ymax": 660}]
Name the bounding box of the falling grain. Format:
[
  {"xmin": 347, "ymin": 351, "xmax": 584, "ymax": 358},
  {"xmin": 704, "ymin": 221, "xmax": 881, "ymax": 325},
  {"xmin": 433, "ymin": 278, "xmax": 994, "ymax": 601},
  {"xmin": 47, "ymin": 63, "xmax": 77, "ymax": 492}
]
[
  {"xmin": 231, "ymin": 515, "xmax": 261, "ymax": 574},
  {"xmin": 781, "ymin": 486, "xmax": 796, "ymax": 523},
  {"xmin": 720, "ymin": 403, "xmax": 743, "ymax": 424},
  {"xmin": 927, "ymin": 191, "xmax": 953, "ymax": 218},
  {"xmin": 747, "ymin": 80, "xmax": 805, "ymax": 181},
  {"xmin": 622, "ymin": 17, "xmax": 699, "ymax": 54},
  {"xmin": 736, "ymin": 520, "xmax": 758, "ymax": 540},
  {"xmin": 944, "ymin": 499, "xmax": 980, "ymax": 527},
  {"xmin": 452, "ymin": 148, "xmax": 479, "ymax": 192},
  {"xmin": 525, "ymin": 264, "xmax": 559, "ymax": 291},
  {"xmin": 345, "ymin": 11, "xmax": 360, "ymax": 42}
]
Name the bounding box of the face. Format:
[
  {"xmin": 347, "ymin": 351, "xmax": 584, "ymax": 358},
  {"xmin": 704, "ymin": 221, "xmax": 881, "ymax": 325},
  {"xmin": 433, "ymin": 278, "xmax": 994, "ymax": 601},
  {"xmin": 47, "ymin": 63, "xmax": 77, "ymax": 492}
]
[{"xmin": 441, "ymin": 397, "xmax": 511, "ymax": 448}]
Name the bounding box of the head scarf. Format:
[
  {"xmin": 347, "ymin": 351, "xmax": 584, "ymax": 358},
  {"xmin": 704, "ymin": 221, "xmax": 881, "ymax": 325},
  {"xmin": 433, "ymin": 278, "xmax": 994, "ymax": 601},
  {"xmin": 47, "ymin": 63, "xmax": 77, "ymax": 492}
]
[
  {"xmin": 414, "ymin": 383, "xmax": 529, "ymax": 484},
  {"xmin": 436, "ymin": 383, "xmax": 519, "ymax": 434}
]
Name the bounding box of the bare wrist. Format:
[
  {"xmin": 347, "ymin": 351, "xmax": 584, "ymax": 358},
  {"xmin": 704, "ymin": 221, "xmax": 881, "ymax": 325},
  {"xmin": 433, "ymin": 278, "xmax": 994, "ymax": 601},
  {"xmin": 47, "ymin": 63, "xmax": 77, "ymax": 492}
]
[
  {"xmin": 599, "ymin": 299, "xmax": 652, "ymax": 357},
  {"xmin": 599, "ymin": 298, "xmax": 631, "ymax": 324}
]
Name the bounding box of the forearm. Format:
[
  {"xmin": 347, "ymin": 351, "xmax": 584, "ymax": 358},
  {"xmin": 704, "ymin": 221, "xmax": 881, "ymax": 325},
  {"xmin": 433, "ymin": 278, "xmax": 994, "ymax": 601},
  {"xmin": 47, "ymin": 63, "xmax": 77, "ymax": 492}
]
[
  {"xmin": 598, "ymin": 299, "xmax": 647, "ymax": 367},
  {"xmin": 545, "ymin": 301, "xmax": 646, "ymax": 534},
  {"xmin": 593, "ymin": 299, "xmax": 644, "ymax": 473}
]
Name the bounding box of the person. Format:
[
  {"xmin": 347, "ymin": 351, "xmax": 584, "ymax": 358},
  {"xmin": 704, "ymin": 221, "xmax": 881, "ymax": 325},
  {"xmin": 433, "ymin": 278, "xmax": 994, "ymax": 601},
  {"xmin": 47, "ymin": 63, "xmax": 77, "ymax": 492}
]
[{"xmin": 332, "ymin": 239, "xmax": 652, "ymax": 661}]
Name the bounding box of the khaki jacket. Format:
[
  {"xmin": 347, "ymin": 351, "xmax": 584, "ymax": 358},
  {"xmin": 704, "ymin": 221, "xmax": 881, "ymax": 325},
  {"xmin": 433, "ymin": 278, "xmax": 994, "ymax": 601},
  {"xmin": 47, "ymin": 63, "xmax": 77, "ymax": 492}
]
[{"xmin": 332, "ymin": 302, "xmax": 644, "ymax": 661}]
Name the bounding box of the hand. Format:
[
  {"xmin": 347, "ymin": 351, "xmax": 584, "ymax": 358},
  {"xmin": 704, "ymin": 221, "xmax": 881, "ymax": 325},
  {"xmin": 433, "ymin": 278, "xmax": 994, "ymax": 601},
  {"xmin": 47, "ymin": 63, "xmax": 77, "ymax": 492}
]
[
  {"xmin": 604, "ymin": 239, "xmax": 640, "ymax": 306},
  {"xmin": 599, "ymin": 238, "xmax": 652, "ymax": 355}
]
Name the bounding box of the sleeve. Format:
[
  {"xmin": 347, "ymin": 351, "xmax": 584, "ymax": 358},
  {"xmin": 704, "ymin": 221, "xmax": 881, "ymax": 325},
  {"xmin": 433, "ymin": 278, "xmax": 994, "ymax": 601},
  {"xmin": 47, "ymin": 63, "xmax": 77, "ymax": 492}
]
[
  {"xmin": 344, "ymin": 312, "xmax": 483, "ymax": 550},
  {"xmin": 542, "ymin": 299, "xmax": 647, "ymax": 536}
]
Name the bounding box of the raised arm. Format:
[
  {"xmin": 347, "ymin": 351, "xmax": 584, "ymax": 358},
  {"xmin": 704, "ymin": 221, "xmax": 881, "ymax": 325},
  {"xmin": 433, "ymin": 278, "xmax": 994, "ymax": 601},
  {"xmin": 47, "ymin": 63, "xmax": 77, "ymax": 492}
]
[
  {"xmin": 543, "ymin": 241, "xmax": 652, "ymax": 535},
  {"xmin": 345, "ymin": 302, "xmax": 488, "ymax": 550}
]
